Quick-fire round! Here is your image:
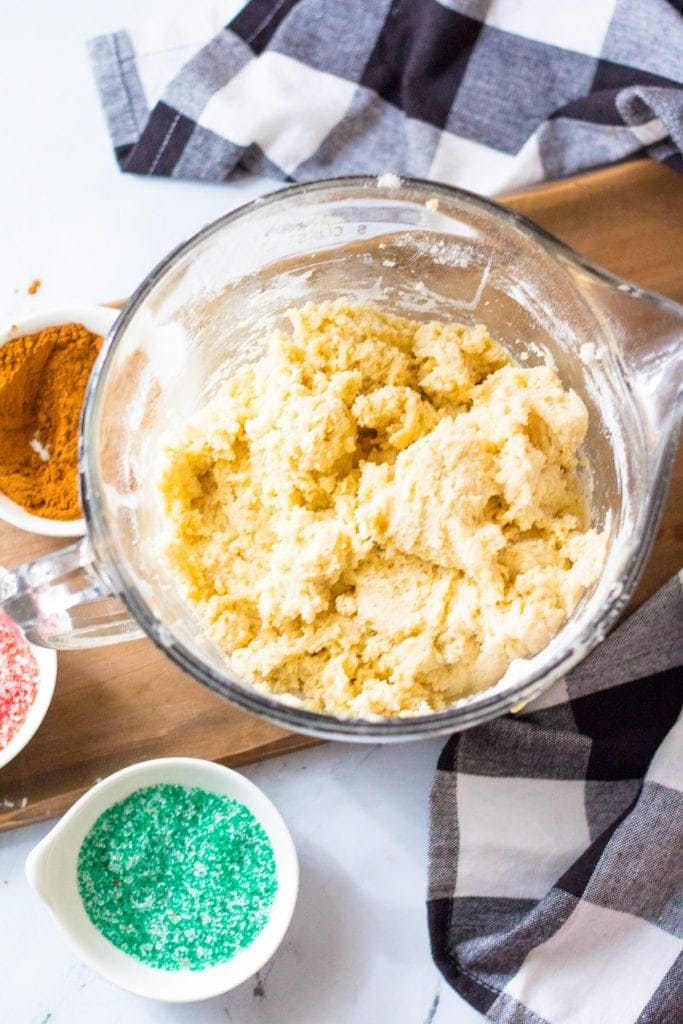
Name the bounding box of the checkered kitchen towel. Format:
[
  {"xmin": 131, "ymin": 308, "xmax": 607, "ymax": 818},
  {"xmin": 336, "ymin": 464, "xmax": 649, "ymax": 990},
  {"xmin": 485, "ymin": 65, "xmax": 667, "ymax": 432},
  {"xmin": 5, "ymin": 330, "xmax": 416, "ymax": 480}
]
[
  {"xmin": 428, "ymin": 574, "xmax": 683, "ymax": 1024},
  {"xmin": 88, "ymin": 0, "xmax": 683, "ymax": 196}
]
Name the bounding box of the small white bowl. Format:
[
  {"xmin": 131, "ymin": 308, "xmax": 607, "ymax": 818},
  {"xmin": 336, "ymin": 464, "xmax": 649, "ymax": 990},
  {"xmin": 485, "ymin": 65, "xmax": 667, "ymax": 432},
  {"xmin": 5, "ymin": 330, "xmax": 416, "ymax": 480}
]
[
  {"xmin": 25, "ymin": 757, "xmax": 299, "ymax": 1002},
  {"xmin": 0, "ymin": 305, "xmax": 119, "ymax": 537},
  {"xmin": 0, "ymin": 564, "xmax": 57, "ymax": 769}
]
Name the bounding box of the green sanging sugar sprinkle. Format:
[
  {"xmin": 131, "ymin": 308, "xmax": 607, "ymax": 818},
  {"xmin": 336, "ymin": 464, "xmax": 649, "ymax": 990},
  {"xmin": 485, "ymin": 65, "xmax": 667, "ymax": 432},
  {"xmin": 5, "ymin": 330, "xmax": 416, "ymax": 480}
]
[{"xmin": 77, "ymin": 783, "xmax": 278, "ymax": 971}]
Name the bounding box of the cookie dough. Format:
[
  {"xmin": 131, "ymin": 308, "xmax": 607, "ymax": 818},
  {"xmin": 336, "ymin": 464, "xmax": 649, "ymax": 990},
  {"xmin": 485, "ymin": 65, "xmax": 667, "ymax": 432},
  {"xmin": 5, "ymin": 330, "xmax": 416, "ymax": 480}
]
[{"xmin": 160, "ymin": 301, "xmax": 605, "ymax": 717}]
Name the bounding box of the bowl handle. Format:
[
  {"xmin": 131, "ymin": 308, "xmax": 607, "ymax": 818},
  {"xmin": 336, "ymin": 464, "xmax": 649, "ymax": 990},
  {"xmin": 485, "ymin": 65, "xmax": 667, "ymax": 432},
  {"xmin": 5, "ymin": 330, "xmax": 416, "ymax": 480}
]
[
  {"xmin": 565, "ymin": 263, "xmax": 682, "ymax": 603},
  {"xmin": 25, "ymin": 832, "xmax": 55, "ymax": 904},
  {"xmin": 567, "ymin": 262, "xmax": 683, "ymax": 445},
  {"xmin": 0, "ymin": 538, "xmax": 142, "ymax": 649}
]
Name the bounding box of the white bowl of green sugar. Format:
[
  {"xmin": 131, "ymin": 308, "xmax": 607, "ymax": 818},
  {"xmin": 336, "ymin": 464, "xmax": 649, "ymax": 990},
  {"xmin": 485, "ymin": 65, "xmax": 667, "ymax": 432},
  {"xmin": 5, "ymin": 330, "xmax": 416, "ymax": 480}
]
[{"xmin": 25, "ymin": 757, "xmax": 298, "ymax": 1001}]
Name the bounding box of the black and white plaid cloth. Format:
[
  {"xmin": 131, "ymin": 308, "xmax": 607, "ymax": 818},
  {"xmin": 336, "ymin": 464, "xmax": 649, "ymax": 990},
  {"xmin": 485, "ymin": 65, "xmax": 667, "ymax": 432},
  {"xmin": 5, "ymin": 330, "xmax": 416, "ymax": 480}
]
[
  {"xmin": 429, "ymin": 574, "xmax": 683, "ymax": 1024},
  {"xmin": 88, "ymin": 0, "xmax": 683, "ymax": 195}
]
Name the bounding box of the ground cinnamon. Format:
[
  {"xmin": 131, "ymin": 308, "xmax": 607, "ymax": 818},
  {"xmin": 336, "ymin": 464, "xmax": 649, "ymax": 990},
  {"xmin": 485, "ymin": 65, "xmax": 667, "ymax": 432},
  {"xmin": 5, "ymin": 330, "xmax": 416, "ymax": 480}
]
[{"xmin": 0, "ymin": 323, "xmax": 103, "ymax": 520}]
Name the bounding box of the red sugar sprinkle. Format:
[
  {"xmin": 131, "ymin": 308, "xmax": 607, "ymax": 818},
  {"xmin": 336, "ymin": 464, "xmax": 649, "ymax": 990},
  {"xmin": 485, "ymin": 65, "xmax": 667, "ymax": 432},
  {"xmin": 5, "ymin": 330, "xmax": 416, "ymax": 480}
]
[{"xmin": 0, "ymin": 613, "xmax": 39, "ymax": 750}]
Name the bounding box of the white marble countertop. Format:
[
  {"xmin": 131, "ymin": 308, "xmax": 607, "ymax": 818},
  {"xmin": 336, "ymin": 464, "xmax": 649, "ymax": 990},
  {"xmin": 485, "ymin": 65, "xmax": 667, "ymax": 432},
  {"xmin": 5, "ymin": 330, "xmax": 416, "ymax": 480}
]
[{"xmin": 0, "ymin": 2, "xmax": 483, "ymax": 1021}]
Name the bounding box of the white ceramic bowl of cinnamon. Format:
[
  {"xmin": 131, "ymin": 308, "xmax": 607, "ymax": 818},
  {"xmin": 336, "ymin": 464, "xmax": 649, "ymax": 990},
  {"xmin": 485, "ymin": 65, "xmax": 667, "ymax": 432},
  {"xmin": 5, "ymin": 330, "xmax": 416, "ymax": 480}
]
[{"xmin": 0, "ymin": 306, "xmax": 118, "ymax": 537}]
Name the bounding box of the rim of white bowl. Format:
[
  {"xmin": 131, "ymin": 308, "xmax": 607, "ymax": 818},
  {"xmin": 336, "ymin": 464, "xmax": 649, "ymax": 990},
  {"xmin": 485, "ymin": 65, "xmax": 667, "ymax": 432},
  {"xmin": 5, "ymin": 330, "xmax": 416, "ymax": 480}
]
[
  {"xmin": 0, "ymin": 305, "xmax": 119, "ymax": 537},
  {"xmin": 0, "ymin": 564, "xmax": 58, "ymax": 770},
  {"xmin": 25, "ymin": 757, "xmax": 299, "ymax": 1002}
]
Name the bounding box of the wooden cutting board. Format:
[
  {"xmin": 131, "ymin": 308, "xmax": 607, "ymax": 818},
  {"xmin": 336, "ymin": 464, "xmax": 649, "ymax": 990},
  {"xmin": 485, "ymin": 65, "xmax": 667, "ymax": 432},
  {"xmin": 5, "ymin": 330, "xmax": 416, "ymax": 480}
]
[{"xmin": 1, "ymin": 159, "xmax": 681, "ymax": 832}]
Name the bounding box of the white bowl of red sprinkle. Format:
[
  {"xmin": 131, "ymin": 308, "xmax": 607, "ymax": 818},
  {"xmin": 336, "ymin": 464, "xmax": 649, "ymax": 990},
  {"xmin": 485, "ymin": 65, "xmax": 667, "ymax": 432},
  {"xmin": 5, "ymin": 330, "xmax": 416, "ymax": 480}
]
[
  {"xmin": 0, "ymin": 569, "xmax": 57, "ymax": 768},
  {"xmin": 25, "ymin": 757, "xmax": 298, "ymax": 1002}
]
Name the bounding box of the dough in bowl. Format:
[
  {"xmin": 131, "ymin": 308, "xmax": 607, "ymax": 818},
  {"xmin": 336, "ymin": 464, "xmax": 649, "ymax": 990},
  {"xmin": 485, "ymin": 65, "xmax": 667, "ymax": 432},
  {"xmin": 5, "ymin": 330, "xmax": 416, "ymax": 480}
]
[{"xmin": 160, "ymin": 301, "xmax": 605, "ymax": 717}]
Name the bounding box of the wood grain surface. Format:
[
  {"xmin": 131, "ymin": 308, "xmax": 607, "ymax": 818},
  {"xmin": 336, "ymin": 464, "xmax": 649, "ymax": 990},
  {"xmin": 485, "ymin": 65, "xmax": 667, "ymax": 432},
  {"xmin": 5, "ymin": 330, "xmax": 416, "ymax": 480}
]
[{"xmin": 1, "ymin": 159, "xmax": 681, "ymax": 831}]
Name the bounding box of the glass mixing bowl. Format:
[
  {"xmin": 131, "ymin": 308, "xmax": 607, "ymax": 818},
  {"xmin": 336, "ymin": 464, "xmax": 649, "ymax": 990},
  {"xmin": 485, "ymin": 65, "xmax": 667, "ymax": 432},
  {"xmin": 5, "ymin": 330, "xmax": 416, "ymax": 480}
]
[{"xmin": 2, "ymin": 177, "xmax": 681, "ymax": 739}]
